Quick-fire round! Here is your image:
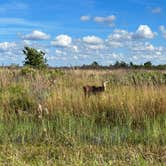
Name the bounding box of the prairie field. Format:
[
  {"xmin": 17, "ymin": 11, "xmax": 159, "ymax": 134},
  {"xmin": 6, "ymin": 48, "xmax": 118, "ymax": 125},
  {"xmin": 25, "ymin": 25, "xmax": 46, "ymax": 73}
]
[{"xmin": 0, "ymin": 68, "xmax": 166, "ymax": 165}]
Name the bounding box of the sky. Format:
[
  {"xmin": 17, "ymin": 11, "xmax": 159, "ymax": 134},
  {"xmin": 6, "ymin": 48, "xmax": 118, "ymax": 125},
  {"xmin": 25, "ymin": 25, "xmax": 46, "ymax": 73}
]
[{"xmin": 0, "ymin": 0, "xmax": 166, "ymax": 66}]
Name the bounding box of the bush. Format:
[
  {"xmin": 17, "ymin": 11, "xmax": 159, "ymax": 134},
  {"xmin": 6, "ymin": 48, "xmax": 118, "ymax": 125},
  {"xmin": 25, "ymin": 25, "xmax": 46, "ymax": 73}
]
[
  {"xmin": 23, "ymin": 47, "xmax": 47, "ymax": 69},
  {"xmin": 21, "ymin": 67, "xmax": 36, "ymax": 76},
  {"xmin": 8, "ymin": 85, "xmax": 36, "ymax": 113}
]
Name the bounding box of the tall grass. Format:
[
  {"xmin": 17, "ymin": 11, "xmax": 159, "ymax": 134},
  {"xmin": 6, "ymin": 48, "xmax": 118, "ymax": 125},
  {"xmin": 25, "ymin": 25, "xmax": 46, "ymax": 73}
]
[{"xmin": 0, "ymin": 68, "xmax": 165, "ymax": 165}]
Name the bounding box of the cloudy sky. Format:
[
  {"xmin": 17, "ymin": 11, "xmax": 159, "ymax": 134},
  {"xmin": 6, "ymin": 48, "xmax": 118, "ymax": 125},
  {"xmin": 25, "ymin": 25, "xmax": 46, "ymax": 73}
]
[{"xmin": 0, "ymin": 0, "xmax": 166, "ymax": 66}]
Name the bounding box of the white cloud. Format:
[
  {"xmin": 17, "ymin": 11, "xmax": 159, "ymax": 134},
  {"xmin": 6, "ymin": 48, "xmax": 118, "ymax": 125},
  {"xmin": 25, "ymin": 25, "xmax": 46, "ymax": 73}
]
[
  {"xmin": 51, "ymin": 34, "xmax": 72, "ymax": 47},
  {"xmin": 0, "ymin": 42, "xmax": 16, "ymax": 51},
  {"xmin": 87, "ymin": 44, "xmax": 105, "ymax": 50},
  {"xmin": 0, "ymin": 27, "xmax": 165, "ymax": 66},
  {"xmin": 72, "ymin": 45, "xmax": 79, "ymax": 52},
  {"xmin": 152, "ymin": 7, "xmax": 162, "ymax": 14},
  {"xmin": 107, "ymin": 41, "xmax": 122, "ymax": 48},
  {"xmin": 108, "ymin": 26, "xmax": 156, "ymax": 42},
  {"xmin": 80, "ymin": 15, "xmax": 91, "ymax": 21},
  {"xmin": 131, "ymin": 42, "xmax": 155, "ymax": 52},
  {"xmin": 82, "ymin": 35, "xmax": 104, "ymax": 50},
  {"xmin": 56, "ymin": 49, "xmax": 63, "ymax": 55},
  {"xmin": 145, "ymin": 43, "xmax": 155, "ymax": 51},
  {"xmin": 133, "ymin": 25, "xmax": 155, "ymax": 39},
  {"xmin": 22, "ymin": 30, "xmax": 50, "ymax": 40},
  {"xmin": 159, "ymin": 25, "xmax": 166, "ymax": 38},
  {"xmin": 108, "ymin": 29, "xmax": 132, "ymax": 41},
  {"xmin": 94, "ymin": 15, "xmax": 116, "ymax": 26},
  {"xmin": 83, "ymin": 35, "xmax": 103, "ymax": 44},
  {"xmin": 107, "ymin": 29, "xmax": 132, "ymax": 48}
]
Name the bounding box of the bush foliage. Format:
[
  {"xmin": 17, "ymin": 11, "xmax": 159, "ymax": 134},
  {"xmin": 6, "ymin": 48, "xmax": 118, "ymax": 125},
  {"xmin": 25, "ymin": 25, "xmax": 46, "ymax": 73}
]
[{"xmin": 23, "ymin": 47, "xmax": 47, "ymax": 69}]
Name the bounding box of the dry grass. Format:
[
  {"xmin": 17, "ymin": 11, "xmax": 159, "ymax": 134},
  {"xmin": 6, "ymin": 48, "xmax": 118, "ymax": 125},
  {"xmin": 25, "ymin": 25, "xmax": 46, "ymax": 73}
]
[{"xmin": 0, "ymin": 68, "xmax": 165, "ymax": 165}]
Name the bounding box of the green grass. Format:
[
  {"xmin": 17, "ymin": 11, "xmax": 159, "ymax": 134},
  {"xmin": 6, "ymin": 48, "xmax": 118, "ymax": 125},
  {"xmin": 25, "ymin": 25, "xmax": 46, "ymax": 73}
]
[{"xmin": 0, "ymin": 68, "xmax": 165, "ymax": 165}]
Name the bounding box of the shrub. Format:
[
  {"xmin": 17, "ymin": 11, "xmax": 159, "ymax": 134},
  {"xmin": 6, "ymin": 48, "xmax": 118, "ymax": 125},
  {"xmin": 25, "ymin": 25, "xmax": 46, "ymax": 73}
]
[
  {"xmin": 23, "ymin": 47, "xmax": 47, "ymax": 69},
  {"xmin": 8, "ymin": 85, "xmax": 36, "ymax": 113}
]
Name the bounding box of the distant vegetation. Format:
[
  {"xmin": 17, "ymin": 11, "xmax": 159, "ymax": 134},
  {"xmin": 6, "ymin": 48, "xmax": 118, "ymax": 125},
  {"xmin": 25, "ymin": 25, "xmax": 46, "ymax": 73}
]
[
  {"xmin": 4, "ymin": 60, "xmax": 166, "ymax": 70},
  {"xmin": 79, "ymin": 61, "xmax": 166, "ymax": 70}
]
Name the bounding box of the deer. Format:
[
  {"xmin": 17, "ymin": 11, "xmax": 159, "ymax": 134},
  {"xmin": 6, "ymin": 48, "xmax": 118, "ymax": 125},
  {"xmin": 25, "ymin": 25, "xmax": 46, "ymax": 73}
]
[{"xmin": 83, "ymin": 81, "xmax": 109, "ymax": 97}]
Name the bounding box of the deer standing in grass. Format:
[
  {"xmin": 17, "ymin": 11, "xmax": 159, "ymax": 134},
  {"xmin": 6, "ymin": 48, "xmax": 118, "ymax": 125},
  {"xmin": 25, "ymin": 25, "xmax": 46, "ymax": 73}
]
[{"xmin": 83, "ymin": 81, "xmax": 109, "ymax": 97}]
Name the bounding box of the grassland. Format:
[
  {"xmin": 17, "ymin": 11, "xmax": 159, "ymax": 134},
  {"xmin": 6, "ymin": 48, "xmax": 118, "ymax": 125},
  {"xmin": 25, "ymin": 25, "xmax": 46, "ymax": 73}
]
[{"xmin": 0, "ymin": 68, "xmax": 165, "ymax": 165}]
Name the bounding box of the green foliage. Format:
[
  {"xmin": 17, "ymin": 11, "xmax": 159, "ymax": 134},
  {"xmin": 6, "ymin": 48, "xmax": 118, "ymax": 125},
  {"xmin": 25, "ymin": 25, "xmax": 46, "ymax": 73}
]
[
  {"xmin": 7, "ymin": 85, "xmax": 36, "ymax": 112},
  {"xmin": 114, "ymin": 61, "xmax": 129, "ymax": 68},
  {"xmin": 23, "ymin": 47, "xmax": 47, "ymax": 69},
  {"xmin": 21, "ymin": 66, "xmax": 37, "ymax": 76},
  {"xmin": 44, "ymin": 69, "xmax": 64, "ymax": 80},
  {"xmin": 144, "ymin": 61, "xmax": 152, "ymax": 68},
  {"xmin": 80, "ymin": 60, "xmax": 166, "ymax": 70},
  {"xmin": 91, "ymin": 61, "xmax": 99, "ymax": 67},
  {"xmin": 108, "ymin": 71, "xmax": 166, "ymax": 86}
]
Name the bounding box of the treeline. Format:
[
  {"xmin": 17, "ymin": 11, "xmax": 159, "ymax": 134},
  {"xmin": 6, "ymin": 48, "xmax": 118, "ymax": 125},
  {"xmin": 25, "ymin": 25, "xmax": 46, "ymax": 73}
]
[
  {"xmin": 72, "ymin": 61, "xmax": 166, "ymax": 70},
  {"xmin": 2, "ymin": 60, "xmax": 166, "ymax": 70}
]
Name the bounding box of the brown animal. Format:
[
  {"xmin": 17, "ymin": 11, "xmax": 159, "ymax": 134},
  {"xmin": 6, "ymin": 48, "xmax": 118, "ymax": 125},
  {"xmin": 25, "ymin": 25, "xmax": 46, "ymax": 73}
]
[{"xmin": 83, "ymin": 81, "xmax": 109, "ymax": 97}]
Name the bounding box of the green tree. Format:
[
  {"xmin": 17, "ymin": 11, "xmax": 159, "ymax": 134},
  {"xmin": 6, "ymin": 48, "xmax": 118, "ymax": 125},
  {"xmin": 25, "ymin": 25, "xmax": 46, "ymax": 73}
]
[
  {"xmin": 91, "ymin": 61, "xmax": 99, "ymax": 67},
  {"xmin": 144, "ymin": 61, "xmax": 152, "ymax": 68},
  {"xmin": 114, "ymin": 61, "xmax": 128, "ymax": 68},
  {"xmin": 89, "ymin": 61, "xmax": 100, "ymax": 69},
  {"xmin": 23, "ymin": 47, "xmax": 47, "ymax": 69}
]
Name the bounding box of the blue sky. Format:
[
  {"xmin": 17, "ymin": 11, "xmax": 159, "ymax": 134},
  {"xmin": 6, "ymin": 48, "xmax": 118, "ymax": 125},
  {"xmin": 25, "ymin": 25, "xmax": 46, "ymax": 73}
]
[{"xmin": 0, "ymin": 0, "xmax": 166, "ymax": 66}]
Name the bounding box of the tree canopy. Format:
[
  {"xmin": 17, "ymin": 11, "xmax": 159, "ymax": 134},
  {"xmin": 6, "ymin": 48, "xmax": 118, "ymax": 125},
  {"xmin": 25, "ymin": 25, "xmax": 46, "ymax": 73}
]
[{"xmin": 23, "ymin": 47, "xmax": 47, "ymax": 69}]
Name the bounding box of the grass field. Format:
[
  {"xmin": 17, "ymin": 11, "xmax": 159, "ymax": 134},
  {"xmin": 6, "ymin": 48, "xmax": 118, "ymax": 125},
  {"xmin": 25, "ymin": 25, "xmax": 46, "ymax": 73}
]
[{"xmin": 0, "ymin": 68, "xmax": 166, "ymax": 165}]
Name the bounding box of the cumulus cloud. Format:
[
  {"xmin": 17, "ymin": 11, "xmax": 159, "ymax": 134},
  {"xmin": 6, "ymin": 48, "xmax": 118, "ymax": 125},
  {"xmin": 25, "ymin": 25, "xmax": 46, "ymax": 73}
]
[
  {"xmin": 108, "ymin": 29, "xmax": 132, "ymax": 41},
  {"xmin": 80, "ymin": 15, "xmax": 91, "ymax": 21},
  {"xmin": 51, "ymin": 34, "xmax": 72, "ymax": 47},
  {"xmin": 107, "ymin": 41, "xmax": 122, "ymax": 48},
  {"xmin": 159, "ymin": 25, "xmax": 166, "ymax": 38},
  {"xmin": 152, "ymin": 7, "xmax": 162, "ymax": 14},
  {"xmin": 107, "ymin": 25, "xmax": 156, "ymax": 47},
  {"xmin": 94, "ymin": 15, "xmax": 116, "ymax": 26},
  {"xmin": 82, "ymin": 35, "xmax": 104, "ymax": 50},
  {"xmin": 72, "ymin": 45, "xmax": 79, "ymax": 52},
  {"xmin": 22, "ymin": 30, "xmax": 50, "ymax": 40},
  {"xmin": 83, "ymin": 35, "xmax": 103, "ymax": 44},
  {"xmin": 133, "ymin": 25, "xmax": 156, "ymax": 39},
  {"xmin": 87, "ymin": 44, "xmax": 105, "ymax": 50},
  {"xmin": 131, "ymin": 42, "xmax": 155, "ymax": 52},
  {"xmin": 0, "ymin": 42, "xmax": 23, "ymax": 65},
  {"xmin": 106, "ymin": 30, "xmax": 129, "ymax": 48},
  {"xmin": 0, "ymin": 42, "xmax": 16, "ymax": 51},
  {"xmin": 49, "ymin": 26, "xmax": 163, "ymax": 65},
  {"xmin": 0, "ymin": 25, "xmax": 165, "ymax": 66},
  {"xmin": 144, "ymin": 43, "xmax": 155, "ymax": 51}
]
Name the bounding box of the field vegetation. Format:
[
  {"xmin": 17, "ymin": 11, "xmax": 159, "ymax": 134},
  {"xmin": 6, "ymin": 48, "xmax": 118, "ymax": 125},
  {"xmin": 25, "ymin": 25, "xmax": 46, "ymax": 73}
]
[{"xmin": 0, "ymin": 67, "xmax": 165, "ymax": 165}]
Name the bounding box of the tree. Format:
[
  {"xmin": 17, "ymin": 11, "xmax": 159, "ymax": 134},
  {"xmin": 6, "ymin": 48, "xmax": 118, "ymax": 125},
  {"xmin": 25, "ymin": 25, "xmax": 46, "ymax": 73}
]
[
  {"xmin": 144, "ymin": 61, "xmax": 152, "ymax": 68},
  {"xmin": 23, "ymin": 47, "xmax": 47, "ymax": 69},
  {"xmin": 90, "ymin": 61, "xmax": 100, "ymax": 69},
  {"xmin": 91, "ymin": 61, "xmax": 99, "ymax": 67},
  {"xmin": 114, "ymin": 61, "xmax": 128, "ymax": 68},
  {"xmin": 129, "ymin": 62, "xmax": 134, "ymax": 67}
]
